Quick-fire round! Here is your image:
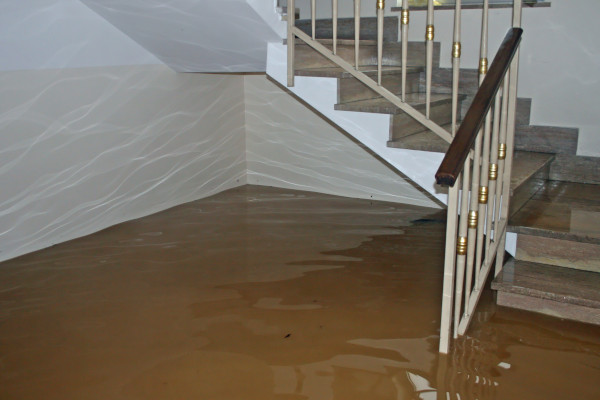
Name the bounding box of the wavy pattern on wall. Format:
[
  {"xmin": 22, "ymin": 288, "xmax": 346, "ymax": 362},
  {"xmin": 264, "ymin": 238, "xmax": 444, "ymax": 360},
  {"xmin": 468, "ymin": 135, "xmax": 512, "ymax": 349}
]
[
  {"xmin": 0, "ymin": 65, "xmax": 246, "ymax": 262},
  {"xmin": 245, "ymin": 75, "xmax": 439, "ymax": 208}
]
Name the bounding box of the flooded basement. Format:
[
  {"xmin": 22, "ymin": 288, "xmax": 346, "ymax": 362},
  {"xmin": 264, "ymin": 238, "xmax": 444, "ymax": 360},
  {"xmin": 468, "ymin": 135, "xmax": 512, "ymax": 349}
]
[{"xmin": 0, "ymin": 185, "xmax": 599, "ymax": 399}]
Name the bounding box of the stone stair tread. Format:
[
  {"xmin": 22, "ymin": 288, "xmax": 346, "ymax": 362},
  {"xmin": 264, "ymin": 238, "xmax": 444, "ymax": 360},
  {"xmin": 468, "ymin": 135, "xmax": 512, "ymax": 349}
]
[
  {"xmin": 301, "ymin": 38, "xmax": 380, "ymax": 46},
  {"xmin": 509, "ymin": 151, "xmax": 554, "ymax": 194},
  {"xmin": 334, "ymin": 93, "xmax": 456, "ymax": 114},
  {"xmin": 492, "ymin": 258, "xmax": 600, "ymax": 309},
  {"xmin": 295, "ymin": 65, "xmax": 423, "ymax": 78},
  {"xmin": 295, "ymin": 16, "xmax": 399, "ymax": 42},
  {"xmin": 509, "ymin": 181, "xmax": 600, "ymax": 244},
  {"xmin": 387, "ymin": 128, "xmax": 451, "ymax": 153}
]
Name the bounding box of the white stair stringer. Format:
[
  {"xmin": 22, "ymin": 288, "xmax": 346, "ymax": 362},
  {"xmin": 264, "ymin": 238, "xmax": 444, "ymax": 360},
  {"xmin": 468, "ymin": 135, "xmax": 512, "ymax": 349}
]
[
  {"xmin": 266, "ymin": 42, "xmax": 518, "ymax": 254},
  {"xmin": 267, "ymin": 42, "xmax": 448, "ymax": 204}
]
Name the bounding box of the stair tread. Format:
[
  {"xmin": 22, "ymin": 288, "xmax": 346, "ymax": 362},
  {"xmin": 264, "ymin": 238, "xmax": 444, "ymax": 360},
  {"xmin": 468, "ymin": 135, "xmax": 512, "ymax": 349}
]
[
  {"xmin": 509, "ymin": 151, "xmax": 554, "ymax": 194},
  {"xmin": 294, "ymin": 39, "xmax": 406, "ymax": 48},
  {"xmin": 509, "ymin": 181, "xmax": 600, "ymax": 244},
  {"xmin": 334, "ymin": 93, "xmax": 456, "ymax": 114},
  {"xmin": 492, "ymin": 258, "xmax": 600, "ymax": 309},
  {"xmin": 295, "ymin": 65, "xmax": 423, "ymax": 78},
  {"xmin": 295, "ymin": 16, "xmax": 399, "ymax": 42},
  {"xmin": 297, "ymin": 38, "xmax": 380, "ymax": 46},
  {"xmin": 387, "ymin": 129, "xmax": 451, "ymax": 153}
]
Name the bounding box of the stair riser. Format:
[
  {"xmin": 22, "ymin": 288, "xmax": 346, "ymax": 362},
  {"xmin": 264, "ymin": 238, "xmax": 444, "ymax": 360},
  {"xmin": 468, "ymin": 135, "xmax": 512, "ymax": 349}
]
[
  {"xmin": 390, "ymin": 101, "xmax": 454, "ymax": 140},
  {"xmin": 516, "ymin": 234, "xmax": 600, "ymax": 273},
  {"xmin": 338, "ymin": 71, "xmax": 420, "ymax": 103},
  {"xmin": 497, "ymin": 291, "xmax": 600, "ymax": 325},
  {"xmin": 294, "ymin": 42, "xmax": 431, "ymax": 69},
  {"xmin": 515, "ymin": 126, "xmax": 579, "ymax": 155}
]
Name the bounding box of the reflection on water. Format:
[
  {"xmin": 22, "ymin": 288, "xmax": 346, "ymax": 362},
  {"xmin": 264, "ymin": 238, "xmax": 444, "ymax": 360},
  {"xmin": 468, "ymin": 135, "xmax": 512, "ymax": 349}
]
[{"xmin": 0, "ymin": 186, "xmax": 598, "ymax": 399}]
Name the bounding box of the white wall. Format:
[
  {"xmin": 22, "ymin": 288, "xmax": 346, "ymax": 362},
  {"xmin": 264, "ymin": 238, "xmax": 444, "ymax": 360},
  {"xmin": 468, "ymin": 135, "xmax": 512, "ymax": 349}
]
[
  {"xmin": 0, "ymin": 0, "xmax": 247, "ymax": 262},
  {"xmin": 0, "ymin": 67, "xmax": 246, "ymax": 262},
  {"xmin": 245, "ymin": 74, "xmax": 440, "ymax": 208}
]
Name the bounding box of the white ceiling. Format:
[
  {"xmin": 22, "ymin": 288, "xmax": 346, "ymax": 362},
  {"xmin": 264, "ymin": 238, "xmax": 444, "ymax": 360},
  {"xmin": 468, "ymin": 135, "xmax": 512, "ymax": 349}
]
[
  {"xmin": 0, "ymin": 0, "xmax": 161, "ymax": 71},
  {"xmin": 80, "ymin": 0, "xmax": 285, "ymax": 72}
]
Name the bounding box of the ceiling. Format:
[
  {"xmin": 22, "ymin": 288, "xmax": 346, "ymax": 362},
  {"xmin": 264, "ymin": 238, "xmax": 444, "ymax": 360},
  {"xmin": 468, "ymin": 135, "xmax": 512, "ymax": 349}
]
[{"xmin": 79, "ymin": 0, "xmax": 285, "ymax": 72}]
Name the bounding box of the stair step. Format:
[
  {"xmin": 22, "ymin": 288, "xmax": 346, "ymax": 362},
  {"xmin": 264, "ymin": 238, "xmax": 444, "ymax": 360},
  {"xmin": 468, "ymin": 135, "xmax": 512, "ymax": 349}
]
[
  {"xmin": 335, "ymin": 93, "xmax": 460, "ymax": 139},
  {"xmin": 492, "ymin": 258, "xmax": 600, "ymax": 325},
  {"xmin": 294, "ymin": 41, "xmax": 438, "ymax": 70},
  {"xmin": 295, "ymin": 65, "xmax": 422, "ymax": 79},
  {"xmin": 334, "ymin": 92, "xmax": 454, "ymax": 114},
  {"xmin": 509, "ymin": 181, "xmax": 600, "ymax": 242},
  {"xmin": 295, "ymin": 17, "xmax": 399, "ymax": 42},
  {"xmin": 387, "ymin": 128, "xmax": 451, "ymax": 153},
  {"xmin": 509, "ymin": 151, "xmax": 554, "ymax": 215},
  {"xmin": 515, "ymin": 125, "xmax": 579, "ymax": 155},
  {"xmin": 549, "ymin": 154, "xmax": 600, "ymax": 185},
  {"xmin": 509, "ymin": 181, "xmax": 600, "ymax": 272}
]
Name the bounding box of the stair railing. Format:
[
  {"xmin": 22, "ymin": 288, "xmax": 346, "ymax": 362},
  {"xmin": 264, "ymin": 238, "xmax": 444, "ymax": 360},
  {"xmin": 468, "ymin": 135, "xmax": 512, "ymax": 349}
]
[
  {"xmin": 286, "ymin": 0, "xmax": 453, "ymax": 144},
  {"xmin": 285, "ymin": 0, "xmax": 523, "ymax": 353},
  {"xmin": 436, "ymin": 1, "xmax": 523, "ymax": 354}
]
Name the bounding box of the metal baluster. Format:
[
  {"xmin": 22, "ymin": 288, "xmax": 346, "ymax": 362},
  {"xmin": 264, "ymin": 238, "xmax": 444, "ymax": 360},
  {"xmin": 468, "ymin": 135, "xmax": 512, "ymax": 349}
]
[
  {"xmin": 287, "ymin": 0, "xmax": 296, "ymax": 87},
  {"xmin": 377, "ymin": 0, "xmax": 385, "ymax": 85},
  {"xmin": 425, "ymin": 0, "xmax": 434, "ymax": 118},
  {"xmin": 333, "ymin": 0, "xmax": 338, "ymax": 54},
  {"xmin": 311, "ymin": 0, "xmax": 316, "ymax": 40},
  {"xmin": 401, "ymin": 0, "xmax": 409, "ymax": 101},
  {"xmin": 495, "ymin": 78, "xmax": 510, "ymax": 235},
  {"xmin": 439, "ymin": 181, "xmax": 460, "ymax": 354},
  {"xmin": 454, "ymin": 161, "xmax": 470, "ymax": 338},
  {"xmin": 451, "ymin": 0, "xmax": 462, "ymax": 135},
  {"xmin": 474, "ymin": 0, "xmax": 490, "ymax": 288},
  {"xmin": 464, "ymin": 129, "xmax": 482, "ymax": 320},
  {"xmin": 355, "ymin": 0, "xmax": 361, "ymax": 68},
  {"xmin": 486, "ymin": 91, "xmax": 501, "ymax": 254},
  {"xmin": 475, "ymin": 111, "xmax": 492, "ymax": 287}
]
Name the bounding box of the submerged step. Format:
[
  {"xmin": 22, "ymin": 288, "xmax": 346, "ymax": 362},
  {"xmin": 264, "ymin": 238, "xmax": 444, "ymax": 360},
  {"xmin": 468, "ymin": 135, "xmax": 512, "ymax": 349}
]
[
  {"xmin": 492, "ymin": 258, "xmax": 600, "ymax": 325},
  {"xmin": 509, "ymin": 180, "xmax": 600, "ymax": 272}
]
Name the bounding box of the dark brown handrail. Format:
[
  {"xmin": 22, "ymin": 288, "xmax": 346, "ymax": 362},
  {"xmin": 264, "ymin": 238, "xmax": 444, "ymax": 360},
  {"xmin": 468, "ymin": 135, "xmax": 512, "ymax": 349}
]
[{"xmin": 435, "ymin": 28, "xmax": 523, "ymax": 187}]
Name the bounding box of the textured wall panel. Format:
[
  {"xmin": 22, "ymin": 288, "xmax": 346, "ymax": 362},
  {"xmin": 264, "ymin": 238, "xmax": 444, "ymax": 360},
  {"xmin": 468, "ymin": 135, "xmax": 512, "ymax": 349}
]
[
  {"xmin": 245, "ymin": 74, "xmax": 439, "ymax": 208},
  {"xmin": 0, "ymin": 66, "xmax": 246, "ymax": 262}
]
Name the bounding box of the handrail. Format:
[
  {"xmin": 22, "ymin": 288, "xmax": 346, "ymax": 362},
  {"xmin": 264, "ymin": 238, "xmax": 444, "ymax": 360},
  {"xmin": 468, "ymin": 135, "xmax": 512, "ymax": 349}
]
[{"xmin": 435, "ymin": 28, "xmax": 523, "ymax": 187}]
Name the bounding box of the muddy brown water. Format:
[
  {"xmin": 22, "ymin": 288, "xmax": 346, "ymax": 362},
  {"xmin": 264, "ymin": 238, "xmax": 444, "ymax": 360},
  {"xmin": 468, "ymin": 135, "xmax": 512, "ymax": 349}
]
[{"xmin": 1, "ymin": 186, "xmax": 598, "ymax": 399}]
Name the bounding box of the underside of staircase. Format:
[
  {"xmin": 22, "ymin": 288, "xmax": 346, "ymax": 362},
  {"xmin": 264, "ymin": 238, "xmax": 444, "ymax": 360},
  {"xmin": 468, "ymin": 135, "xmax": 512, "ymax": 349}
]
[{"xmin": 270, "ymin": 12, "xmax": 600, "ymax": 329}]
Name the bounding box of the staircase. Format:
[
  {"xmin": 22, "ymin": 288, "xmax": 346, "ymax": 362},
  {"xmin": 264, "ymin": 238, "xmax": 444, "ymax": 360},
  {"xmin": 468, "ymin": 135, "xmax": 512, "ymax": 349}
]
[{"xmin": 271, "ymin": 3, "xmax": 600, "ymax": 351}]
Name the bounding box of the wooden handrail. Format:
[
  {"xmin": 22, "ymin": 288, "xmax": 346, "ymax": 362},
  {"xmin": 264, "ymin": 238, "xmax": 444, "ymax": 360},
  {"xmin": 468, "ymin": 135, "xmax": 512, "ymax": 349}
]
[{"xmin": 435, "ymin": 28, "xmax": 523, "ymax": 187}]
